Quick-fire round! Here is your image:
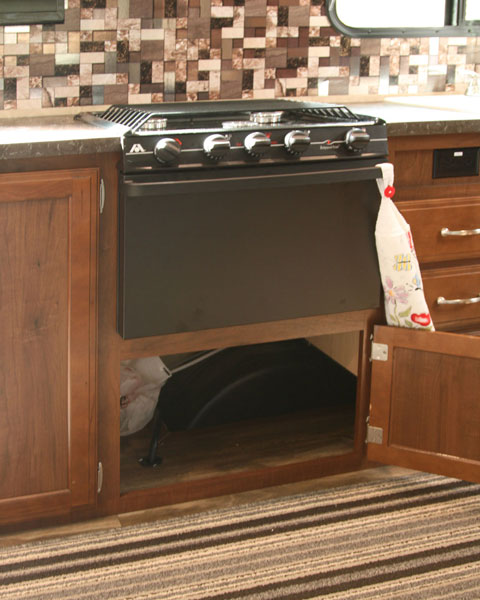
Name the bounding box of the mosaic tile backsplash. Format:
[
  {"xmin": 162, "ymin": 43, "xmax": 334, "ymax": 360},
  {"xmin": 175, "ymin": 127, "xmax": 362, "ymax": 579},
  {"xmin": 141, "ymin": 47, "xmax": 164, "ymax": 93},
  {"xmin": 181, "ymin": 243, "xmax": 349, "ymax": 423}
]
[{"xmin": 0, "ymin": 0, "xmax": 479, "ymax": 110}]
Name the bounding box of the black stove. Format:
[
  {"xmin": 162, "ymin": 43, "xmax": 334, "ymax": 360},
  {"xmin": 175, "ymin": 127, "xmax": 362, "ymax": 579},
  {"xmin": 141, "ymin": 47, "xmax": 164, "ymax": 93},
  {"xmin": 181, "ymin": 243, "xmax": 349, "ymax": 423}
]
[
  {"xmin": 81, "ymin": 99, "xmax": 387, "ymax": 174},
  {"xmin": 95, "ymin": 98, "xmax": 390, "ymax": 339}
]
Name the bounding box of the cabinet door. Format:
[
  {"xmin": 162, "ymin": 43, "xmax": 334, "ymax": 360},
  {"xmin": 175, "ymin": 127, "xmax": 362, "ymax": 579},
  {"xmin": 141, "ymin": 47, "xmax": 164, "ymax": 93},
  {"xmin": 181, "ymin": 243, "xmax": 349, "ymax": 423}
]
[
  {"xmin": 0, "ymin": 169, "xmax": 98, "ymax": 526},
  {"xmin": 368, "ymin": 325, "xmax": 480, "ymax": 482}
]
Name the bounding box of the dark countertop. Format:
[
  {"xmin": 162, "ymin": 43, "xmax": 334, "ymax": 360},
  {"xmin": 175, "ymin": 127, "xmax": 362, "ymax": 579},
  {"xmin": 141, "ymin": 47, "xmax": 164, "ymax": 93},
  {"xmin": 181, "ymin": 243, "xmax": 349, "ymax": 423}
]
[
  {"xmin": 0, "ymin": 114, "xmax": 123, "ymax": 160},
  {"xmin": 0, "ymin": 96, "xmax": 478, "ymax": 160}
]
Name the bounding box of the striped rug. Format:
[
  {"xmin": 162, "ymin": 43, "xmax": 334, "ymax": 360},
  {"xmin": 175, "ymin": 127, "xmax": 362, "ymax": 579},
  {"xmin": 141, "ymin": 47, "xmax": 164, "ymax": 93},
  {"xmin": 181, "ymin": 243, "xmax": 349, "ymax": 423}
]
[{"xmin": 2, "ymin": 472, "xmax": 480, "ymax": 599}]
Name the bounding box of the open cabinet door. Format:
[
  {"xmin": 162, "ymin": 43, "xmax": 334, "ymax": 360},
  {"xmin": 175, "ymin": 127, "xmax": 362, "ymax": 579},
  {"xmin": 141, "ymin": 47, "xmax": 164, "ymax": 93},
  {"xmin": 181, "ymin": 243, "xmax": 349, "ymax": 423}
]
[{"xmin": 368, "ymin": 325, "xmax": 480, "ymax": 483}]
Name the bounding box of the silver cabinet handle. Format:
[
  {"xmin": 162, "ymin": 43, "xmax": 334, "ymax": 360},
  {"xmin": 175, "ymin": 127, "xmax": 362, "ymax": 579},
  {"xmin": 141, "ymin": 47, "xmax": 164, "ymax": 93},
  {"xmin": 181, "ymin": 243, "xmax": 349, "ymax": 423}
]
[
  {"xmin": 441, "ymin": 227, "xmax": 480, "ymax": 237},
  {"xmin": 437, "ymin": 295, "xmax": 480, "ymax": 305}
]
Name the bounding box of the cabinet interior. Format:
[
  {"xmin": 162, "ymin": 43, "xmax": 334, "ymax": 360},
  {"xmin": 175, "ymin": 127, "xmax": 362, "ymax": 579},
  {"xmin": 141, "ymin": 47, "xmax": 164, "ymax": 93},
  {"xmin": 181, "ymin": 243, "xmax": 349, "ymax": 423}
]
[{"xmin": 120, "ymin": 331, "xmax": 360, "ymax": 495}]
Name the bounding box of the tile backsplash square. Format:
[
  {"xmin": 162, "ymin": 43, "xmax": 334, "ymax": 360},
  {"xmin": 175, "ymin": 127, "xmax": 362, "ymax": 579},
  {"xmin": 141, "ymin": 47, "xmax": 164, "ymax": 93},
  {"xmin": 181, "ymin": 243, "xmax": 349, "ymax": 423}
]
[{"xmin": 0, "ymin": 0, "xmax": 478, "ymax": 110}]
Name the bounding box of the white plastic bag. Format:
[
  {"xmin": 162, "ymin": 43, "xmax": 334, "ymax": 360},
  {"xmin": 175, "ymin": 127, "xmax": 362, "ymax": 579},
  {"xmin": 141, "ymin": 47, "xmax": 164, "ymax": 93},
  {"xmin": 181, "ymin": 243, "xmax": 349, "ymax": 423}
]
[
  {"xmin": 120, "ymin": 357, "xmax": 171, "ymax": 436},
  {"xmin": 375, "ymin": 162, "xmax": 434, "ymax": 331}
]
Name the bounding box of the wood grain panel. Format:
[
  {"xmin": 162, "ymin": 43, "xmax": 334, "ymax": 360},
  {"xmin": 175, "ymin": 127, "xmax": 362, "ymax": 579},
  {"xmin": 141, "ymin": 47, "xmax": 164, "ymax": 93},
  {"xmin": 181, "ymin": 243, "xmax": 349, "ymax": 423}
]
[
  {"xmin": 68, "ymin": 172, "xmax": 99, "ymax": 508},
  {"xmin": 121, "ymin": 408, "xmax": 355, "ymax": 493},
  {"xmin": 119, "ymin": 309, "xmax": 381, "ymax": 360},
  {"xmin": 390, "ymin": 133, "xmax": 480, "ymax": 154},
  {"xmin": 0, "ymin": 193, "xmax": 69, "ymax": 499},
  {"xmin": 388, "ymin": 135, "xmax": 480, "ymax": 202},
  {"xmin": 368, "ymin": 325, "xmax": 480, "ymax": 484},
  {"xmin": 389, "ymin": 347, "xmax": 480, "ymax": 459},
  {"xmin": 0, "ymin": 491, "xmax": 71, "ymax": 527},
  {"xmin": 119, "ymin": 452, "xmax": 362, "ymax": 514},
  {"xmin": 0, "ymin": 169, "xmax": 98, "ymax": 522}
]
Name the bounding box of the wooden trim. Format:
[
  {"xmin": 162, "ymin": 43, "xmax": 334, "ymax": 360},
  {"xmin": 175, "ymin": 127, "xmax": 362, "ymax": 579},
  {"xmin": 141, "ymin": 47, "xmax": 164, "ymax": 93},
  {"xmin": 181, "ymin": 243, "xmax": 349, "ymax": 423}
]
[
  {"xmin": 68, "ymin": 171, "xmax": 99, "ymax": 508},
  {"xmin": 119, "ymin": 309, "xmax": 382, "ymax": 360},
  {"xmin": 372, "ymin": 324, "xmax": 480, "ymax": 357},
  {"xmin": 368, "ymin": 445, "xmax": 480, "ymax": 484},
  {"xmin": 119, "ymin": 452, "xmax": 362, "ymax": 514},
  {"xmin": 0, "ymin": 491, "xmax": 71, "ymax": 526},
  {"xmin": 0, "ymin": 171, "xmax": 79, "ymax": 202},
  {"xmin": 352, "ymin": 311, "xmax": 379, "ymax": 455},
  {"xmin": 390, "ymin": 134, "xmax": 480, "ymax": 152},
  {"xmin": 96, "ymin": 155, "xmax": 122, "ymax": 517}
]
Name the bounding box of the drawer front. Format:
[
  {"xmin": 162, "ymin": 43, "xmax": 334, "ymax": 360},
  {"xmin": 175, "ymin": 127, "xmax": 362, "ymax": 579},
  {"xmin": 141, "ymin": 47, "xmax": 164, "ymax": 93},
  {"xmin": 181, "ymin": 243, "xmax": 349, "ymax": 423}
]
[
  {"xmin": 399, "ymin": 198, "xmax": 480, "ymax": 264},
  {"xmin": 423, "ymin": 266, "xmax": 480, "ymax": 325}
]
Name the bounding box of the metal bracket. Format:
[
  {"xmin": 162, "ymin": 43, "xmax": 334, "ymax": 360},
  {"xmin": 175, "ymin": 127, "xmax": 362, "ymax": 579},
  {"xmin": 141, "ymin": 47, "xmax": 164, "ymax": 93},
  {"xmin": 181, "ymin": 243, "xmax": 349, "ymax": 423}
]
[
  {"xmin": 99, "ymin": 178, "xmax": 105, "ymax": 214},
  {"xmin": 371, "ymin": 342, "xmax": 388, "ymax": 361},
  {"xmin": 366, "ymin": 424, "xmax": 384, "ymax": 444},
  {"xmin": 97, "ymin": 461, "xmax": 103, "ymax": 494}
]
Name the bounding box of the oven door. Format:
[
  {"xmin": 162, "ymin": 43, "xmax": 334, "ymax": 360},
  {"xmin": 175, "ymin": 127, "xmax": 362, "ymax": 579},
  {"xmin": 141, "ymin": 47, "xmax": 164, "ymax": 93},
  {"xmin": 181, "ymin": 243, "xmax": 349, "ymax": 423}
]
[{"xmin": 118, "ymin": 160, "xmax": 383, "ymax": 339}]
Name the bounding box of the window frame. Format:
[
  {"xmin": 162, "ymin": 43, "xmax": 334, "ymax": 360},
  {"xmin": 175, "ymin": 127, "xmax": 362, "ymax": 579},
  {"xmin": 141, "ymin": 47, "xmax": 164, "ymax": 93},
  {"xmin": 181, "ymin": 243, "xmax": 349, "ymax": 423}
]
[
  {"xmin": 0, "ymin": 0, "xmax": 65, "ymax": 26},
  {"xmin": 326, "ymin": 0, "xmax": 480, "ymax": 38}
]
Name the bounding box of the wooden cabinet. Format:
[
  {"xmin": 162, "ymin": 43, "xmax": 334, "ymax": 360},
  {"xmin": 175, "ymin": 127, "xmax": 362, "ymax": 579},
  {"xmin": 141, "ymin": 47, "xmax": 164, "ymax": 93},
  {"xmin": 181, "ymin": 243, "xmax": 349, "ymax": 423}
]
[
  {"xmin": 367, "ymin": 134, "xmax": 480, "ymax": 481},
  {"xmin": 99, "ymin": 131, "xmax": 480, "ymax": 516},
  {"xmin": 388, "ymin": 133, "xmax": 480, "ymax": 329},
  {"xmin": 3, "ymin": 132, "xmax": 480, "ymax": 530},
  {"xmin": 0, "ymin": 169, "xmax": 98, "ymax": 528}
]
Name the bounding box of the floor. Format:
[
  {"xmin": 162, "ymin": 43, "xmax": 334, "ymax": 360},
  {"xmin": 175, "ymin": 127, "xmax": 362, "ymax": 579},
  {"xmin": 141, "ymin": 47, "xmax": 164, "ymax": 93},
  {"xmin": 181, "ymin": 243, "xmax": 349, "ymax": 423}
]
[
  {"xmin": 120, "ymin": 406, "xmax": 356, "ymax": 493},
  {"xmin": 0, "ymin": 465, "xmax": 417, "ymax": 548}
]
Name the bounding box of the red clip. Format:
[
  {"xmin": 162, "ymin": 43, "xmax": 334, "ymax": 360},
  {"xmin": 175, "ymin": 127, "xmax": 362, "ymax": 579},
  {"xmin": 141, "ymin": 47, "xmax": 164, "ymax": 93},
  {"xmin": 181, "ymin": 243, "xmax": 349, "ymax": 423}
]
[{"xmin": 384, "ymin": 185, "xmax": 395, "ymax": 198}]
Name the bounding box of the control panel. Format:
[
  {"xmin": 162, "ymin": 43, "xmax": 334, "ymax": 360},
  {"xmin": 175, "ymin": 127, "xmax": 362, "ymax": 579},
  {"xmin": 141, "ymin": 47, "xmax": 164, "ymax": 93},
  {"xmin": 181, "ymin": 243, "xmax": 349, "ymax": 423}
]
[{"xmin": 123, "ymin": 124, "xmax": 385, "ymax": 173}]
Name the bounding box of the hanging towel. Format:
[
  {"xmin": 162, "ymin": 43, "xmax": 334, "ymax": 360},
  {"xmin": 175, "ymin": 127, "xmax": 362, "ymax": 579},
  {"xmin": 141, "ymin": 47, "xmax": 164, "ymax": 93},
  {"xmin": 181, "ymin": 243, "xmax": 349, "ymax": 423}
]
[
  {"xmin": 120, "ymin": 357, "xmax": 172, "ymax": 436},
  {"xmin": 375, "ymin": 162, "xmax": 434, "ymax": 331}
]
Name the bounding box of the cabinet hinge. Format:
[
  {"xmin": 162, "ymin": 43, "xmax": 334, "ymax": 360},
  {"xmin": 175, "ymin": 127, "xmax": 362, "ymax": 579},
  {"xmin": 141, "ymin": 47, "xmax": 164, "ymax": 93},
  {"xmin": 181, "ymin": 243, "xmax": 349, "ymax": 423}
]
[
  {"xmin": 97, "ymin": 461, "xmax": 103, "ymax": 494},
  {"xmin": 371, "ymin": 342, "xmax": 388, "ymax": 361},
  {"xmin": 99, "ymin": 178, "xmax": 105, "ymax": 214},
  {"xmin": 366, "ymin": 424, "xmax": 384, "ymax": 445}
]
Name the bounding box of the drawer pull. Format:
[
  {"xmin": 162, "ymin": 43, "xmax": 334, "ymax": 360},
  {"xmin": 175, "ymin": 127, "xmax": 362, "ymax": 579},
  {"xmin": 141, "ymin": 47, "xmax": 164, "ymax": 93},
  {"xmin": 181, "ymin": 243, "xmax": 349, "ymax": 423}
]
[
  {"xmin": 440, "ymin": 227, "xmax": 480, "ymax": 237},
  {"xmin": 437, "ymin": 294, "xmax": 480, "ymax": 305}
]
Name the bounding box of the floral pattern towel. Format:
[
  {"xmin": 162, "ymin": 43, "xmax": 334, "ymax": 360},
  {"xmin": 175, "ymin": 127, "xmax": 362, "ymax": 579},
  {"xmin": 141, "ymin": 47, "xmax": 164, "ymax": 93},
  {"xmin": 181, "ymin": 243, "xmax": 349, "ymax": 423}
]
[{"xmin": 375, "ymin": 163, "xmax": 434, "ymax": 331}]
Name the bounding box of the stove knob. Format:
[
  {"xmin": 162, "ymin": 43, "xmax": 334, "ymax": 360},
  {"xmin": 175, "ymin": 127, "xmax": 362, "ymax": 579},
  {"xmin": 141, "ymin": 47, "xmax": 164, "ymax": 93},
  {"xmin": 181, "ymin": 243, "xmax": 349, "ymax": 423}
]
[
  {"xmin": 284, "ymin": 130, "xmax": 311, "ymax": 155},
  {"xmin": 244, "ymin": 132, "xmax": 271, "ymax": 157},
  {"xmin": 344, "ymin": 128, "xmax": 370, "ymax": 153},
  {"xmin": 154, "ymin": 138, "xmax": 181, "ymax": 164},
  {"xmin": 204, "ymin": 134, "xmax": 230, "ymax": 160}
]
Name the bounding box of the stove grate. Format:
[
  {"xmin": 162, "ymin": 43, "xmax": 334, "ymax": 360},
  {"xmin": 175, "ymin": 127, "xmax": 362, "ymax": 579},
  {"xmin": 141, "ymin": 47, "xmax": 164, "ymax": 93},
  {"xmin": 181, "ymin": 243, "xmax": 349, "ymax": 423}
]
[
  {"xmin": 296, "ymin": 106, "xmax": 363, "ymax": 122},
  {"xmin": 98, "ymin": 106, "xmax": 155, "ymax": 131}
]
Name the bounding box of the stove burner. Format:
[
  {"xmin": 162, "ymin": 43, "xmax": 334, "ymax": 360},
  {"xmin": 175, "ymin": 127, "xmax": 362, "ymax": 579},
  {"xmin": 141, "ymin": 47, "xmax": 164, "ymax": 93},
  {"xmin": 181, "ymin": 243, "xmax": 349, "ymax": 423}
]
[
  {"xmin": 222, "ymin": 120, "xmax": 256, "ymax": 129},
  {"xmin": 141, "ymin": 117, "xmax": 168, "ymax": 131},
  {"xmin": 250, "ymin": 111, "xmax": 283, "ymax": 125}
]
